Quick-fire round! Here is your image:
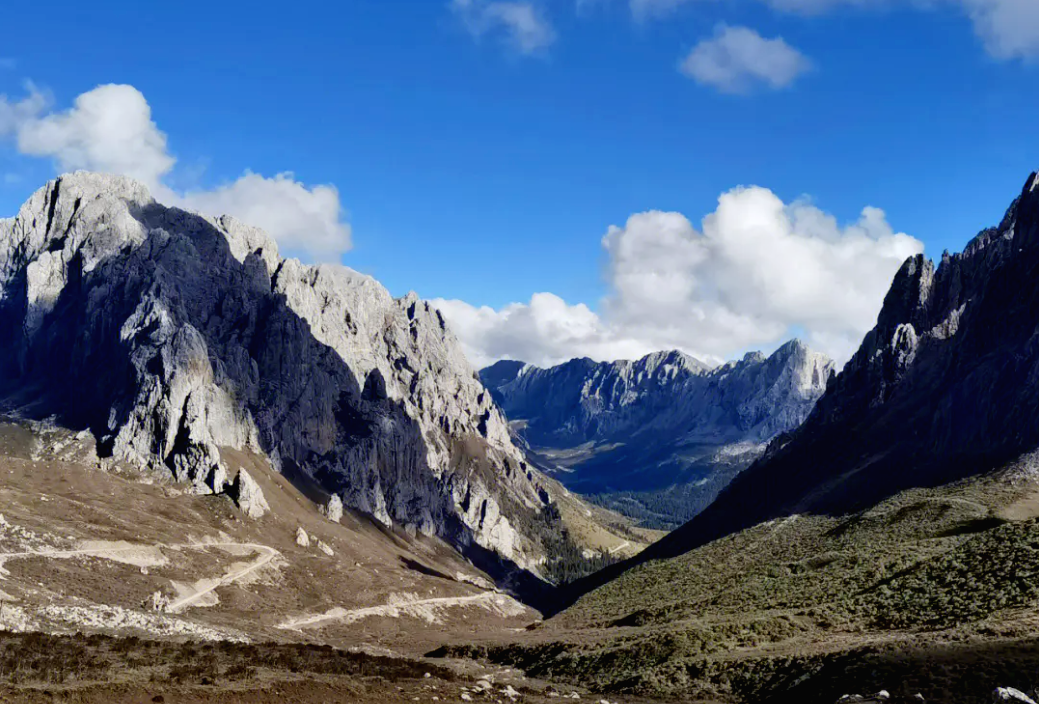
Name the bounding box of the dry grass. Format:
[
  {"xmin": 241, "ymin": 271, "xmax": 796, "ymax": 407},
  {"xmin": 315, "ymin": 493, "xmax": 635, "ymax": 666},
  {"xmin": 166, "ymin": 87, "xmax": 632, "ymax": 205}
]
[{"xmin": 434, "ymin": 475, "xmax": 1039, "ymax": 702}]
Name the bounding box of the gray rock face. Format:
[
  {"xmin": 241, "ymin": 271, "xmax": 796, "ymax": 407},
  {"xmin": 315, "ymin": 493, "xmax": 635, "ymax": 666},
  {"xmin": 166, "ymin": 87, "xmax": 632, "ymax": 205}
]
[
  {"xmin": 0, "ymin": 173, "xmax": 552, "ymax": 569},
  {"xmin": 481, "ymin": 343, "xmax": 833, "ymax": 525}
]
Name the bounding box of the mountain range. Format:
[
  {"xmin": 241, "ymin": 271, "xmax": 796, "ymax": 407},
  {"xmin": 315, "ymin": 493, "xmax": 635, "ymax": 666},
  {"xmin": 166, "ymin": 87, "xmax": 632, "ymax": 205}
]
[
  {"xmin": 451, "ymin": 171, "xmax": 1039, "ymax": 702},
  {"xmin": 481, "ymin": 342, "xmax": 834, "ymax": 527},
  {"xmin": 5, "ymin": 170, "xmax": 1039, "ymax": 703}
]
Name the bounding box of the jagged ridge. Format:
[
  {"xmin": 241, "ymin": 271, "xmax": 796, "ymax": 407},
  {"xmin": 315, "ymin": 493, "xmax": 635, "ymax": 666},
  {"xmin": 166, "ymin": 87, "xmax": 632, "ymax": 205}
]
[{"xmin": 482, "ymin": 342, "xmax": 833, "ymax": 525}]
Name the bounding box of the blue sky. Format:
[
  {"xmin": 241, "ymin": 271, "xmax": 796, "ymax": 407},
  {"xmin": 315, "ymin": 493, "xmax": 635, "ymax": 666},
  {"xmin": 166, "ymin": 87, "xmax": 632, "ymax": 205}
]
[{"xmin": 0, "ymin": 0, "xmax": 1037, "ymax": 367}]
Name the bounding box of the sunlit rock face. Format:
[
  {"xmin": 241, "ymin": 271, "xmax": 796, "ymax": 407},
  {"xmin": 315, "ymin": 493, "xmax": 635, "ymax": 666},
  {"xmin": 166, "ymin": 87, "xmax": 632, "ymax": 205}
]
[{"xmin": 0, "ymin": 173, "xmax": 554, "ymax": 569}]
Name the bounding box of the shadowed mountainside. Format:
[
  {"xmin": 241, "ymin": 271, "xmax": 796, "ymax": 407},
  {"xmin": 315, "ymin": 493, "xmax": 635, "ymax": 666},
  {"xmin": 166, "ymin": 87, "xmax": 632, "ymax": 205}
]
[{"xmin": 557, "ymin": 170, "xmax": 1039, "ymax": 610}]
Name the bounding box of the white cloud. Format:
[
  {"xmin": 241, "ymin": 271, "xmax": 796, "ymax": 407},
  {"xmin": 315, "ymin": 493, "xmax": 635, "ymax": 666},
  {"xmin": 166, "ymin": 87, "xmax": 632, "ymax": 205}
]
[
  {"xmin": 0, "ymin": 83, "xmax": 48, "ymax": 137},
  {"xmin": 170, "ymin": 173, "xmax": 351, "ymax": 260},
  {"xmin": 16, "ymin": 84, "xmax": 175, "ymax": 186},
  {"xmin": 761, "ymin": 0, "xmax": 1039, "ymax": 59},
  {"xmin": 451, "ymin": 0, "xmax": 557, "ymax": 54},
  {"xmin": 960, "ymin": 0, "xmax": 1039, "ymax": 58},
  {"xmin": 0, "ymin": 84, "xmax": 352, "ymax": 260},
  {"xmin": 680, "ymin": 25, "xmax": 812, "ymax": 93},
  {"xmin": 433, "ymin": 293, "xmax": 656, "ymax": 368},
  {"xmin": 435, "ymin": 186, "xmax": 923, "ymax": 368}
]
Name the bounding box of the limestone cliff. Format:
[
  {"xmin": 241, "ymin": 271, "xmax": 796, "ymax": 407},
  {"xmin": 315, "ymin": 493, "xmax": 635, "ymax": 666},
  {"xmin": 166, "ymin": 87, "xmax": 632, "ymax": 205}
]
[{"xmin": 0, "ymin": 173, "xmax": 554, "ymax": 569}]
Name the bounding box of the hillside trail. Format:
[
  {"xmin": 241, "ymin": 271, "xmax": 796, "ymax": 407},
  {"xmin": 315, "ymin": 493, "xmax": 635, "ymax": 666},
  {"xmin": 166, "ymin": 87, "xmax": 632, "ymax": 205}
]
[
  {"xmin": 0, "ymin": 540, "xmax": 508, "ymax": 624},
  {"xmin": 277, "ymin": 591, "xmax": 511, "ymax": 631},
  {"xmin": 0, "ymin": 541, "xmax": 280, "ymax": 612}
]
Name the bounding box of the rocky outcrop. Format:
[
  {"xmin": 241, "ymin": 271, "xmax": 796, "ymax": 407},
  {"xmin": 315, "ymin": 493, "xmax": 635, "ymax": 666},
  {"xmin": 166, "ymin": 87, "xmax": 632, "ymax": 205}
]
[
  {"xmin": 230, "ymin": 470, "xmax": 269, "ymax": 519},
  {"xmin": 322, "ymin": 494, "xmax": 344, "ymax": 523},
  {"xmin": 481, "ymin": 343, "xmax": 833, "ymax": 524},
  {"xmin": 994, "ymin": 689, "xmax": 1038, "ymax": 704},
  {"xmin": 0, "ymin": 173, "xmax": 554, "ymax": 569}
]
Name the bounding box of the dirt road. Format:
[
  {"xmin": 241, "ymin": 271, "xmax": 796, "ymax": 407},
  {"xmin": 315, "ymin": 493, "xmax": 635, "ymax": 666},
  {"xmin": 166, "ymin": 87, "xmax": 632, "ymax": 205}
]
[{"xmin": 0, "ymin": 540, "xmax": 280, "ymax": 612}]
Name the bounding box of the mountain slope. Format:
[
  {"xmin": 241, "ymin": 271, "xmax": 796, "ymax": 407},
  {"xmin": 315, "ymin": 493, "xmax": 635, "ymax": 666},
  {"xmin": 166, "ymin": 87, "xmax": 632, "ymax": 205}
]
[
  {"xmin": 0, "ymin": 172, "xmax": 560, "ymax": 576},
  {"xmin": 481, "ymin": 343, "xmax": 833, "ymax": 526},
  {"xmin": 644, "ymin": 170, "xmax": 1039, "ymax": 560},
  {"xmin": 557, "ymin": 169, "xmax": 1039, "ymax": 608}
]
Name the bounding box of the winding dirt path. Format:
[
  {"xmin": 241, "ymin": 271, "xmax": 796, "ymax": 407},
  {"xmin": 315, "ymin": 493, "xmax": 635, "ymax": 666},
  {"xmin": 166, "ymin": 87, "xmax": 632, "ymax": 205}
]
[
  {"xmin": 0, "ymin": 541, "xmax": 280, "ymax": 612},
  {"xmin": 164, "ymin": 543, "xmax": 279, "ymax": 612},
  {"xmin": 278, "ymin": 591, "xmax": 512, "ymax": 631}
]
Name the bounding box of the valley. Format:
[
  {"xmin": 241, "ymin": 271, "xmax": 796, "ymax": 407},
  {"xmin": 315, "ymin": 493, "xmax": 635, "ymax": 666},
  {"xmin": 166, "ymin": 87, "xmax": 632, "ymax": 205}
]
[
  {"xmin": 424, "ymin": 172, "xmax": 1039, "ymax": 703},
  {"xmin": 2, "ymin": 170, "xmax": 1039, "ymax": 704}
]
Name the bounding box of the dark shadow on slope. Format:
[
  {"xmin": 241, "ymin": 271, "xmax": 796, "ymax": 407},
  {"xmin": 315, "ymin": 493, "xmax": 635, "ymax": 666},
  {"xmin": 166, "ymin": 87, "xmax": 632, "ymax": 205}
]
[
  {"xmin": 399, "ymin": 557, "xmax": 454, "ymax": 582},
  {"xmin": 0, "ymin": 196, "xmax": 555, "ymax": 609}
]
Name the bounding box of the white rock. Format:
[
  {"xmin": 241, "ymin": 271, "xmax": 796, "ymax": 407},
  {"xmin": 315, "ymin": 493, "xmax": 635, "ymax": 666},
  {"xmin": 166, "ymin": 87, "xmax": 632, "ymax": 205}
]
[
  {"xmin": 317, "ymin": 540, "xmax": 334, "ymax": 556},
  {"xmin": 323, "ymin": 494, "xmax": 344, "ymax": 523},
  {"xmin": 295, "ymin": 527, "xmax": 310, "ymax": 547},
  {"xmin": 148, "ymin": 591, "xmax": 170, "ymax": 612},
  {"xmin": 994, "ymin": 688, "xmax": 1038, "ymax": 704},
  {"xmin": 232, "ymin": 470, "xmax": 269, "ymax": 519}
]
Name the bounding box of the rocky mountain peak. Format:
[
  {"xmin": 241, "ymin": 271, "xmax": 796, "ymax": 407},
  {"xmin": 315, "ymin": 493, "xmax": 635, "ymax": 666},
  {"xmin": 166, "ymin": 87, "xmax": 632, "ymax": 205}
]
[{"xmin": 0, "ymin": 172, "xmax": 558, "ymax": 571}]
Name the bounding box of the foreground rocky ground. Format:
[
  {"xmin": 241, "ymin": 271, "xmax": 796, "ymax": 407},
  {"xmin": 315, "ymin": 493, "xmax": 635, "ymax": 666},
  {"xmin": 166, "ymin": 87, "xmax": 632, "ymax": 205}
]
[{"xmin": 0, "ymin": 631, "xmax": 655, "ymax": 704}]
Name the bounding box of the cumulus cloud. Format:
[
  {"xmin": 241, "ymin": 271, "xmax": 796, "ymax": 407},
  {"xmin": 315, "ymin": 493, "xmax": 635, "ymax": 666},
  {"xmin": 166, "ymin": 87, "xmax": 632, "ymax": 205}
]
[
  {"xmin": 433, "ymin": 294, "xmax": 657, "ymax": 368},
  {"xmin": 0, "ymin": 83, "xmax": 48, "ymax": 137},
  {"xmin": 435, "ymin": 186, "xmax": 922, "ymax": 368},
  {"xmin": 765, "ymin": 0, "xmax": 1039, "ymax": 58},
  {"xmin": 0, "ymin": 83, "xmax": 352, "ymax": 260},
  {"xmin": 680, "ymin": 26, "xmax": 811, "ymax": 93},
  {"xmin": 451, "ymin": 0, "xmax": 557, "ymax": 54},
  {"xmin": 15, "ymin": 84, "xmax": 175, "ymax": 186},
  {"xmin": 960, "ymin": 0, "xmax": 1039, "ymax": 58},
  {"xmin": 172, "ymin": 173, "xmax": 351, "ymax": 260}
]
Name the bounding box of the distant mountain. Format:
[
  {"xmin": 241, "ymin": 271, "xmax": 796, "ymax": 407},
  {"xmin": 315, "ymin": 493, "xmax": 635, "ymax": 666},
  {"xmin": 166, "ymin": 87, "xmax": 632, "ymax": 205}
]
[{"xmin": 481, "ymin": 342, "xmax": 834, "ymax": 527}]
